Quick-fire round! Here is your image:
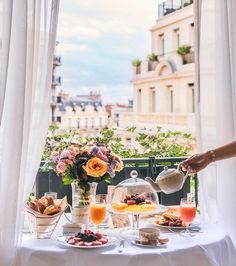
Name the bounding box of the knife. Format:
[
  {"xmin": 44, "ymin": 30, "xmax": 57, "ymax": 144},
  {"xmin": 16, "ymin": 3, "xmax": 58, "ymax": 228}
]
[{"xmin": 118, "ymin": 239, "xmax": 125, "ymax": 253}]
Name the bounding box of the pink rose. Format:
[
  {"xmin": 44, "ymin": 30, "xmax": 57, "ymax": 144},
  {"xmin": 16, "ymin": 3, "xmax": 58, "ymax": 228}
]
[
  {"xmin": 60, "ymin": 150, "xmax": 72, "ymax": 160},
  {"xmin": 56, "ymin": 161, "xmax": 67, "ymax": 173}
]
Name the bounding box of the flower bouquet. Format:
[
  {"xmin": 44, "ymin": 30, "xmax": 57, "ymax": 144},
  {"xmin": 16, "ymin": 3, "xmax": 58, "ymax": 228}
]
[{"xmin": 48, "ymin": 144, "xmax": 123, "ymax": 205}]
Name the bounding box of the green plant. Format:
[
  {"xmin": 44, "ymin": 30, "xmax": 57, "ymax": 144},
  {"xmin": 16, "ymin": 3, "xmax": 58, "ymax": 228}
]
[
  {"xmin": 147, "ymin": 53, "xmax": 158, "ymax": 62},
  {"xmin": 42, "ymin": 126, "xmax": 193, "ymax": 162},
  {"xmin": 177, "ymin": 45, "xmax": 191, "ymax": 56},
  {"xmin": 132, "ymin": 59, "xmax": 142, "ymax": 67}
]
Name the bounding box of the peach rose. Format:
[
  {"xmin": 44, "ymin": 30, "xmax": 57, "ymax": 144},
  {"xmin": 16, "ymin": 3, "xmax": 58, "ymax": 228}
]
[
  {"xmin": 83, "ymin": 158, "xmax": 107, "ymax": 177},
  {"xmin": 115, "ymin": 158, "xmax": 123, "ymax": 172}
]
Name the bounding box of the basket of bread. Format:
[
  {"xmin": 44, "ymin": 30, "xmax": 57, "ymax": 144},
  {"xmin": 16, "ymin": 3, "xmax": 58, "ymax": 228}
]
[{"xmin": 25, "ymin": 196, "xmax": 68, "ymax": 238}]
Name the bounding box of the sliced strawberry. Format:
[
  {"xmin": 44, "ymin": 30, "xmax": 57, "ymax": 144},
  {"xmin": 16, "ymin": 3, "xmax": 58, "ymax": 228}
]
[
  {"xmin": 92, "ymin": 241, "xmax": 102, "ymax": 246},
  {"xmin": 76, "ymin": 241, "xmax": 85, "ymax": 246},
  {"xmin": 125, "ymin": 194, "xmax": 131, "ymax": 200},
  {"xmin": 95, "ymin": 232, "xmax": 103, "ymax": 239},
  {"xmin": 138, "ymin": 194, "xmax": 146, "ymax": 200},
  {"xmin": 84, "ymin": 242, "xmax": 93, "ymax": 246},
  {"xmin": 67, "ymin": 239, "xmax": 76, "ymax": 245},
  {"xmin": 100, "ymin": 238, "xmax": 108, "ymax": 244},
  {"xmin": 127, "ymin": 199, "xmax": 136, "ymax": 205},
  {"xmin": 74, "ymin": 237, "xmax": 82, "ymax": 242}
]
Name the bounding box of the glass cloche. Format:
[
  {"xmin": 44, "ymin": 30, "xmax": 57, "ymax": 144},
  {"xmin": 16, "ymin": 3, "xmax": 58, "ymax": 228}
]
[{"xmin": 111, "ymin": 171, "xmax": 159, "ymax": 215}]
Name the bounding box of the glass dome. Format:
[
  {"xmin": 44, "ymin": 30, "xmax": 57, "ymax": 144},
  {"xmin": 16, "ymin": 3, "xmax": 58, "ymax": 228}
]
[{"xmin": 111, "ymin": 175, "xmax": 159, "ymax": 215}]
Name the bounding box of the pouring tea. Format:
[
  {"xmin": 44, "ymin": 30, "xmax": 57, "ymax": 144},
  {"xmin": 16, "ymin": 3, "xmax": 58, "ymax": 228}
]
[{"xmin": 145, "ymin": 164, "xmax": 189, "ymax": 194}]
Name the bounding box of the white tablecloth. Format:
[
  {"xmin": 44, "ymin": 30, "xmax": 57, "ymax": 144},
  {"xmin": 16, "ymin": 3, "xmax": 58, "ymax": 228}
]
[{"xmin": 18, "ymin": 219, "xmax": 236, "ymax": 266}]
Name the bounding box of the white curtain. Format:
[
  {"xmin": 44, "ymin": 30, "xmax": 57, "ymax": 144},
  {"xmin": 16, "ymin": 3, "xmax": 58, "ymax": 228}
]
[
  {"xmin": 0, "ymin": 1, "xmax": 60, "ymax": 265},
  {"xmin": 198, "ymin": 0, "xmax": 236, "ymax": 246}
]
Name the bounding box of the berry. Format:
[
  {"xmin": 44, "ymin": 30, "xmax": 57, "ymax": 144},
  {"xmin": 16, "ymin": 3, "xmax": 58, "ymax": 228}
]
[
  {"xmin": 125, "ymin": 194, "xmax": 131, "ymax": 200},
  {"xmin": 127, "ymin": 200, "xmax": 136, "ymax": 205}
]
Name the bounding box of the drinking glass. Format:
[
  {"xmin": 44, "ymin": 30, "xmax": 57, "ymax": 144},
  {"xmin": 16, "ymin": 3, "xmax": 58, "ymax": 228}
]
[
  {"xmin": 179, "ymin": 197, "xmax": 196, "ymax": 236},
  {"xmin": 44, "ymin": 192, "xmax": 57, "ymax": 199},
  {"xmin": 89, "ymin": 195, "xmax": 106, "ymax": 231}
]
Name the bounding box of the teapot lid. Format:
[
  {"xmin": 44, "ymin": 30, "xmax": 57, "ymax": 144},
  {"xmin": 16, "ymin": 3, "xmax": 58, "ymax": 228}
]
[{"xmin": 158, "ymin": 166, "xmax": 178, "ymax": 179}]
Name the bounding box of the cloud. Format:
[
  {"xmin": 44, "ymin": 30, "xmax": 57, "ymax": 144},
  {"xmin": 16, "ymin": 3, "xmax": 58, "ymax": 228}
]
[{"xmin": 56, "ymin": 0, "xmax": 157, "ymax": 103}]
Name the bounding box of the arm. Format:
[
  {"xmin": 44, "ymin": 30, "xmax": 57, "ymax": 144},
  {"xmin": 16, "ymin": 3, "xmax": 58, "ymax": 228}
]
[{"xmin": 181, "ymin": 140, "xmax": 236, "ymax": 173}]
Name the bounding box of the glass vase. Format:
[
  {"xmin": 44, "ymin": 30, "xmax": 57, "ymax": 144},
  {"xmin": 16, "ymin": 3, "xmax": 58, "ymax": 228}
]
[{"xmin": 70, "ymin": 181, "xmax": 97, "ymax": 225}]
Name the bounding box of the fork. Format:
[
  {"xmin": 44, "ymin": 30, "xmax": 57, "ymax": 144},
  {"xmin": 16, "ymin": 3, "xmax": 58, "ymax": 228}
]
[{"xmin": 118, "ymin": 239, "xmax": 125, "ymax": 253}]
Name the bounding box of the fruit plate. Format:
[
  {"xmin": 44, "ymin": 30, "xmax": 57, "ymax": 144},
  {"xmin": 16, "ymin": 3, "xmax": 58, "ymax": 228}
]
[
  {"xmin": 148, "ymin": 217, "xmax": 199, "ymax": 230},
  {"xmin": 57, "ymin": 236, "xmax": 118, "ymax": 249},
  {"xmin": 131, "ymin": 240, "xmax": 167, "ymax": 249}
]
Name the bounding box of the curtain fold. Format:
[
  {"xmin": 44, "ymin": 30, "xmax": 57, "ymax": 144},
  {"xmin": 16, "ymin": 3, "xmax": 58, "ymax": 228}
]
[
  {"xmin": 198, "ymin": 0, "xmax": 236, "ymax": 246},
  {"xmin": 0, "ymin": 1, "xmax": 60, "ymax": 265}
]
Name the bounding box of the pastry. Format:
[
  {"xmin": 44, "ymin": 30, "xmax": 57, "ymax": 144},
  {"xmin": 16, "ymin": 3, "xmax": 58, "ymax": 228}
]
[
  {"xmin": 28, "ymin": 199, "xmax": 45, "ymax": 213},
  {"xmin": 43, "ymin": 205, "xmax": 61, "ymax": 215},
  {"xmin": 39, "ymin": 196, "xmax": 54, "ymax": 208}
]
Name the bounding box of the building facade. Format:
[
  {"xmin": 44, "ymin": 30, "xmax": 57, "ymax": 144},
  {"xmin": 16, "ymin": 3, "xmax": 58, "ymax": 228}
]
[
  {"xmin": 120, "ymin": 0, "xmax": 195, "ymax": 134},
  {"xmin": 51, "ymin": 42, "xmax": 62, "ymax": 123},
  {"xmin": 54, "ymin": 91, "xmax": 109, "ymax": 132}
]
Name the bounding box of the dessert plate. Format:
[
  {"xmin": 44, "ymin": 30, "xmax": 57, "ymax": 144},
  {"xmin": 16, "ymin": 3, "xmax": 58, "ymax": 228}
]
[
  {"xmin": 131, "ymin": 240, "xmax": 167, "ymax": 248},
  {"xmin": 57, "ymin": 236, "xmax": 118, "ymax": 249},
  {"xmin": 149, "ymin": 217, "xmax": 200, "ymax": 230}
]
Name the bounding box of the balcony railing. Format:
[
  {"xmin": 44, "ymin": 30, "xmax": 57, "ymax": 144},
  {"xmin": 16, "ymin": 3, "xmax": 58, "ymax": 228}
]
[
  {"xmin": 158, "ymin": 0, "xmax": 194, "ymax": 18},
  {"xmin": 52, "ymin": 76, "xmax": 61, "ymax": 86},
  {"xmin": 53, "ymin": 56, "xmax": 61, "ymax": 66},
  {"xmin": 36, "ymin": 157, "xmax": 198, "ymax": 207}
]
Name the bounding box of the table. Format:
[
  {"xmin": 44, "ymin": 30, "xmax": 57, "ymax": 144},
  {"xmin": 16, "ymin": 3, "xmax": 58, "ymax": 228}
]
[{"xmin": 18, "ymin": 219, "xmax": 236, "ymax": 266}]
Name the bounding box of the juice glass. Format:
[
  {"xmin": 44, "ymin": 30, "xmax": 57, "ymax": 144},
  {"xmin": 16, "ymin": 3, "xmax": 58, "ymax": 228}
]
[
  {"xmin": 180, "ymin": 197, "xmax": 196, "ymax": 236},
  {"xmin": 89, "ymin": 195, "xmax": 106, "ymax": 230}
]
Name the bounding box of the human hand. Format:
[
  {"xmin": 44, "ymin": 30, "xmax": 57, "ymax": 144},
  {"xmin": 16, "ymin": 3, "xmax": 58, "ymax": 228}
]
[{"xmin": 181, "ymin": 152, "xmax": 212, "ymax": 174}]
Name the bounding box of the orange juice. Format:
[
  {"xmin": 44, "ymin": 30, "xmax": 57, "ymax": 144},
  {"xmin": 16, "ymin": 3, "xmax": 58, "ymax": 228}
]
[
  {"xmin": 180, "ymin": 205, "xmax": 196, "ymax": 225},
  {"xmin": 89, "ymin": 203, "xmax": 106, "ymax": 225}
]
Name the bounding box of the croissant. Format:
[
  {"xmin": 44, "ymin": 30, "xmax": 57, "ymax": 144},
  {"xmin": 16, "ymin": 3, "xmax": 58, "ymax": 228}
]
[
  {"xmin": 39, "ymin": 196, "xmax": 54, "ymax": 208},
  {"xmin": 28, "ymin": 200, "xmax": 45, "ymax": 214},
  {"xmin": 43, "ymin": 205, "xmax": 61, "ymax": 215}
]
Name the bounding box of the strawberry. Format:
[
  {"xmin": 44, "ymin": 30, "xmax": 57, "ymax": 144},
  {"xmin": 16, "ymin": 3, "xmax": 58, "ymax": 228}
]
[
  {"xmin": 76, "ymin": 241, "xmax": 85, "ymax": 246},
  {"xmin": 138, "ymin": 194, "xmax": 146, "ymax": 200},
  {"xmin": 92, "ymin": 241, "xmax": 102, "ymax": 246},
  {"xmin": 127, "ymin": 199, "xmax": 136, "ymax": 205},
  {"xmin": 100, "ymin": 238, "xmax": 108, "ymax": 244},
  {"xmin": 84, "ymin": 242, "xmax": 93, "ymax": 246},
  {"xmin": 125, "ymin": 194, "xmax": 131, "ymax": 200},
  {"xmin": 95, "ymin": 232, "xmax": 103, "ymax": 239},
  {"xmin": 67, "ymin": 239, "xmax": 75, "ymax": 245}
]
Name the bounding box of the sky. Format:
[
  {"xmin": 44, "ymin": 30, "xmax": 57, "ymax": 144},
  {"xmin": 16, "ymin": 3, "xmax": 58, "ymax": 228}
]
[{"xmin": 56, "ymin": 0, "xmax": 157, "ymax": 104}]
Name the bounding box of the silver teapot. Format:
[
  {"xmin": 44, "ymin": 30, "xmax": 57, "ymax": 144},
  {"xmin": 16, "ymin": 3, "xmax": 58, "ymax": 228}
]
[{"xmin": 145, "ymin": 165, "xmax": 188, "ymax": 194}]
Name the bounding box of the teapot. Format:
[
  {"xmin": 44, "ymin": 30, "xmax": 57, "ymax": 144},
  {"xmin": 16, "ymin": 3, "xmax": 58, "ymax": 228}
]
[{"xmin": 145, "ymin": 165, "xmax": 188, "ymax": 194}]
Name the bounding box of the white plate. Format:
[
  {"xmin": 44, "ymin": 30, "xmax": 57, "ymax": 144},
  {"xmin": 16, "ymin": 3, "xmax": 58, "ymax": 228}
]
[
  {"xmin": 57, "ymin": 236, "xmax": 118, "ymax": 249},
  {"xmin": 131, "ymin": 240, "xmax": 167, "ymax": 248}
]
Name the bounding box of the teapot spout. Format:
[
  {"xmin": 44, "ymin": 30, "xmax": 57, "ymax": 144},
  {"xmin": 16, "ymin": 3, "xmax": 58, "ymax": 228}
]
[{"xmin": 145, "ymin": 177, "xmax": 162, "ymax": 192}]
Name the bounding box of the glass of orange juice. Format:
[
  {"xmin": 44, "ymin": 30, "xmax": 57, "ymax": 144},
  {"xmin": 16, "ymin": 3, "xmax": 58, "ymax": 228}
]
[
  {"xmin": 180, "ymin": 197, "xmax": 196, "ymax": 236},
  {"xmin": 89, "ymin": 195, "xmax": 106, "ymax": 231}
]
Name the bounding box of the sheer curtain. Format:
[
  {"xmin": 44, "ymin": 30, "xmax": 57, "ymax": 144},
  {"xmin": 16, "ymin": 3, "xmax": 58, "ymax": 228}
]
[
  {"xmin": 197, "ymin": 0, "xmax": 236, "ymax": 246},
  {"xmin": 0, "ymin": 1, "xmax": 60, "ymax": 265}
]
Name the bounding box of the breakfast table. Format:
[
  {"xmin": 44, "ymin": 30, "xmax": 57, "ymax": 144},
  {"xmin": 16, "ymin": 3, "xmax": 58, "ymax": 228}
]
[{"xmin": 17, "ymin": 216, "xmax": 236, "ymax": 266}]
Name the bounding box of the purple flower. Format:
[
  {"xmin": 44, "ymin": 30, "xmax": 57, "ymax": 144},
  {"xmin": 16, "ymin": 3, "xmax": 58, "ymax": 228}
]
[
  {"xmin": 60, "ymin": 150, "xmax": 72, "ymax": 160},
  {"xmin": 107, "ymin": 163, "xmax": 115, "ymax": 177}
]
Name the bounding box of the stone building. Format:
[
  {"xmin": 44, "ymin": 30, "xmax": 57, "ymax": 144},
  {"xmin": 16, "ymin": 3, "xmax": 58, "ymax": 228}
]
[{"xmin": 120, "ymin": 0, "xmax": 195, "ymax": 134}]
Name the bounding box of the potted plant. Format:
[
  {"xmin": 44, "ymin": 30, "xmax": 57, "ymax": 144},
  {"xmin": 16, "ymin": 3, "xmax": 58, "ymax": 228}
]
[
  {"xmin": 176, "ymin": 45, "xmax": 193, "ymax": 64},
  {"xmin": 132, "ymin": 59, "xmax": 142, "ymax": 74},
  {"xmin": 147, "ymin": 53, "xmax": 158, "ymax": 71}
]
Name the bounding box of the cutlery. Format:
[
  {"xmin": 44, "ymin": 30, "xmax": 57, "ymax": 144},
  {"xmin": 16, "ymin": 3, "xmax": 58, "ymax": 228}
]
[{"xmin": 118, "ymin": 239, "xmax": 125, "ymax": 253}]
